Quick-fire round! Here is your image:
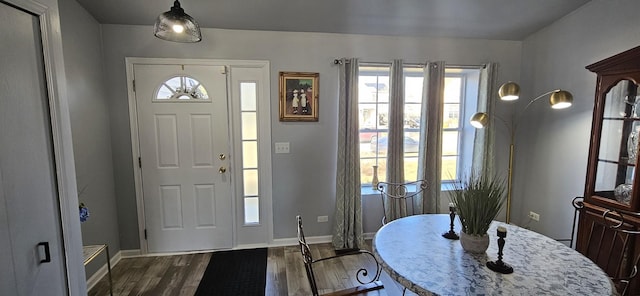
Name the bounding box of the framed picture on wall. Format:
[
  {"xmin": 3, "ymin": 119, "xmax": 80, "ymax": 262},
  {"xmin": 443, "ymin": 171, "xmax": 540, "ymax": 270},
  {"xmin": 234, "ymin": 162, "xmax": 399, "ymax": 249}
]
[{"xmin": 279, "ymin": 72, "xmax": 319, "ymax": 121}]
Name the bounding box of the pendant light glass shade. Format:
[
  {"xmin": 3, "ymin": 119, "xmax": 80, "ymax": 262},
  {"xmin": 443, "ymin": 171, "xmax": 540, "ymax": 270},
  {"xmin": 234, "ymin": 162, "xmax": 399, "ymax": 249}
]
[{"xmin": 154, "ymin": 0, "xmax": 202, "ymax": 43}]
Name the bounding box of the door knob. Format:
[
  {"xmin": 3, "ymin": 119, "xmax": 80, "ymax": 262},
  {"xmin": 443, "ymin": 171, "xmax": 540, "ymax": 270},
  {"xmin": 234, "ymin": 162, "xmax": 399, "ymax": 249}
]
[{"xmin": 219, "ymin": 167, "xmax": 226, "ymax": 174}]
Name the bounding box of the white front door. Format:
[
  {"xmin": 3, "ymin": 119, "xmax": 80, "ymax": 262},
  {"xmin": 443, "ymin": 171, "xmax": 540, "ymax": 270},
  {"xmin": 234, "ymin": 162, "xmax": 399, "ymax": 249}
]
[
  {"xmin": 0, "ymin": 2, "xmax": 67, "ymax": 294},
  {"xmin": 134, "ymin": 64, "xmax": 233, "ymax": 253}
]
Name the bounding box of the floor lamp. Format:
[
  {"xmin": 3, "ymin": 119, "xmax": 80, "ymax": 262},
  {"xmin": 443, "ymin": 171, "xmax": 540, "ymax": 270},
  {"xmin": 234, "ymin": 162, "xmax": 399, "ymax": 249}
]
[{"xmin": 469, "ymin": 82, "xmax": 573, "ymax": 224}]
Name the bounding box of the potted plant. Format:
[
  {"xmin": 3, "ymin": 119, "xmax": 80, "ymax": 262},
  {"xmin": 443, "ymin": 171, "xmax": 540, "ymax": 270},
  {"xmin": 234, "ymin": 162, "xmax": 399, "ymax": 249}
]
[{"xmin": 449, "ymin": 172, "xmax": 506, "ymax": 253}]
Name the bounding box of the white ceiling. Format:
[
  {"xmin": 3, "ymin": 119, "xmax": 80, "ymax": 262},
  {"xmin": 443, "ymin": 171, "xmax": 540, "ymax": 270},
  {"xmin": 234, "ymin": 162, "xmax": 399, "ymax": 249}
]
[{"xmin": 75, "ymin": 0, "xmax": 591, "ymax": 41}]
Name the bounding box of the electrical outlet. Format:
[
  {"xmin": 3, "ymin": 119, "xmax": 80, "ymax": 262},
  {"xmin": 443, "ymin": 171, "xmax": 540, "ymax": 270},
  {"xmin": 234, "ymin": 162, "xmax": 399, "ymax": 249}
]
[
  {"xmin": 528, "ymin": 211, "xmax": 540, "ymax": 222},
  {"xmin": 317, "ymin": 215, "xmax": 329, "ymax": 223}
]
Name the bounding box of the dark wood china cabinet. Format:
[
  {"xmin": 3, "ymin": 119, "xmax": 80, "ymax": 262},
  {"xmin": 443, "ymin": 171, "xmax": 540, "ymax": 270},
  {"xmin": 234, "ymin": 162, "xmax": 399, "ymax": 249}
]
[{"xmin": 577, "ymin": 45, "xmax": 640, "ymax": 296}]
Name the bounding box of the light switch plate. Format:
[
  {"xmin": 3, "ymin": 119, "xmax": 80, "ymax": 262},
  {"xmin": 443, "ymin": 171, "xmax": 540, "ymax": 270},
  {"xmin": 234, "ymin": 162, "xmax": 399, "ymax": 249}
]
[{"xmin": 275, "ymin": 142, "xmax": 290, "ymax": 154}]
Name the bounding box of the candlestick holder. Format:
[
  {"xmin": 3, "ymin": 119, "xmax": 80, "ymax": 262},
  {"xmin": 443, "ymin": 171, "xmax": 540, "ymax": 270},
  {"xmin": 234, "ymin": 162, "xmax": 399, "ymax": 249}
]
[
  {"xmin": 442, "ymin": 205, "xmax": 459, "ymax": 240},
  {"xmin": 487, "ymin": 227, "xmax": 513, "ymax": 274}
]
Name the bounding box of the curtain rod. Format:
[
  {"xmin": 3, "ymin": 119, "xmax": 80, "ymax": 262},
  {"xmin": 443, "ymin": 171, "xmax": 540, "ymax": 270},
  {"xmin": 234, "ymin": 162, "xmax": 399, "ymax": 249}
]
[
  {"xmin": 333, "ymin": 58, "xmax": 486, "ymax": 69},
  {"xmin": 447, "ymin": 64, "xmax": 487, "ymax": 69}
]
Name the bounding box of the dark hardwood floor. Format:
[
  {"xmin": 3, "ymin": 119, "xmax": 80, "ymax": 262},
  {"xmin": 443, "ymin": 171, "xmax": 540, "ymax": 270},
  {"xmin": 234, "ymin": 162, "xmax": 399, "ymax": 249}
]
[{"xmin": 88, "ymin": 243, "xmax": 409, "ymax": 296}]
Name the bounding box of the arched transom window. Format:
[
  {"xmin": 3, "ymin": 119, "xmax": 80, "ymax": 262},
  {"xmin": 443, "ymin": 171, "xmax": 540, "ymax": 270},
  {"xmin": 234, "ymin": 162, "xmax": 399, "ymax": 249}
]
[{"xmin": 155, "ymin": 75, "xmax": 210, "ymax": 101}]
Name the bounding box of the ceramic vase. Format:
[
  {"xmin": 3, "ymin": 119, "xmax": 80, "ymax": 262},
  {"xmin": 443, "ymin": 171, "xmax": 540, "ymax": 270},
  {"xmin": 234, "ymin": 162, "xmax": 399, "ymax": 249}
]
[{"xmin": 460, "ymin": 231, "xmax": 490, "ymax": 253}]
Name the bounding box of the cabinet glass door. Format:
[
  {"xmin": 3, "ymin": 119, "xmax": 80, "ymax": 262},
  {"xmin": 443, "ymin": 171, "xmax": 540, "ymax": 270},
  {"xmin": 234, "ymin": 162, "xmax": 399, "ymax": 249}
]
[{"xmin": 595, "ymin": 79, "xmax": 639, "ymax": 206}]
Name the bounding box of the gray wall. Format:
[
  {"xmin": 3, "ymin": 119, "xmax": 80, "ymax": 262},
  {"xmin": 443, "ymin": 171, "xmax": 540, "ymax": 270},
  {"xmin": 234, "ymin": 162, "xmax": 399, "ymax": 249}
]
[
  {"xmin": 100, "ymin": 25, "xmax": 522, "ymax": 248},
  {"xmin": 59, "ymin": 0, "xmax": 120, "ymax": 276},
  {"xmin": 513, "ymin": 0, "xmax": 640, "ymax": 241}
]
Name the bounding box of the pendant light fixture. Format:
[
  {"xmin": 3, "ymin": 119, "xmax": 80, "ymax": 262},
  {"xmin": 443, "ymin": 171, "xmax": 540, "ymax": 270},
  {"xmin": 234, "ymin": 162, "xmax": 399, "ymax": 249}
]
[{"xmin": 154, "ymin": 0, "xmax": 202, "ymax": 43}]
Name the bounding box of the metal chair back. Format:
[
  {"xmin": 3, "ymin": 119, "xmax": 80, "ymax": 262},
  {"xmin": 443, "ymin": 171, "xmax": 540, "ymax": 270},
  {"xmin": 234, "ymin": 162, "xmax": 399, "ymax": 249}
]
[{"xmin": 376, "ymin": 179, "xmax": 428, "ymax": 225}]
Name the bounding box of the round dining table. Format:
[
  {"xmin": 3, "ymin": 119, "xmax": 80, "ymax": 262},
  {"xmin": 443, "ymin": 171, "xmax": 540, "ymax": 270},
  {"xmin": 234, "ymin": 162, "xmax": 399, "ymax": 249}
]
[{"xmin": 372, "ymin": 214, "xmax": 616, "ymax": 295}]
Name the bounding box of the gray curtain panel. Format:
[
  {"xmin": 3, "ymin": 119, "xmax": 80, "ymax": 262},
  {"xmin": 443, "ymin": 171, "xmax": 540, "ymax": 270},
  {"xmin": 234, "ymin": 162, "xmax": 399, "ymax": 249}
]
[
  {"xmin": 416, "ymin": 61, "xmax": 445, "ymax": 214},
  {"xmin": 332, "ymin": 58, "xmax": 365, "ymax": 250},
  {"xmin": 384, "ymin": 59, "xmax": 407, "ymax": 222},
  {"xmin": 472, "ymin": 63, "xmax": 498, "ymax": 177}
]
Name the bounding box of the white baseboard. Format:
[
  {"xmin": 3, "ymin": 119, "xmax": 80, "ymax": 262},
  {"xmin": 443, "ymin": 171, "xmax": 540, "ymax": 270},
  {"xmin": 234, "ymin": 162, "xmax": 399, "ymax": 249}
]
[
  {"xmin": 120, "ymin": 249, "xmax": 142, "ymax": 257},
  {"xmin": 85, "ymin": 250, "xmax": 122, "ymax": 291},
  {"xmin": 271, "ymin": 234, "xmax": 332, "ymax": 247},
  {"xmin": 235, "ymin": 243, "xmax": 270, "ymax": 250}
]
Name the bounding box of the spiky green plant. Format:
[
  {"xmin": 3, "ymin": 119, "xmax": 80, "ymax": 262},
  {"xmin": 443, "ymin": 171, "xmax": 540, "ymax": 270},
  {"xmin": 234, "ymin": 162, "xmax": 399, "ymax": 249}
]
[{"xmin": 448, "ymin": 172, "xmax": 506, "ymax": 236}]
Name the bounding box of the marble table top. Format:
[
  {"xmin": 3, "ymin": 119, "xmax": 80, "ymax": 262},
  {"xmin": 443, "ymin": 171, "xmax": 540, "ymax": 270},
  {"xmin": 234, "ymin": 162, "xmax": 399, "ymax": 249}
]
[{"xmin": 372, "ymin": 214, "xmax": 615, "ymax": 296}]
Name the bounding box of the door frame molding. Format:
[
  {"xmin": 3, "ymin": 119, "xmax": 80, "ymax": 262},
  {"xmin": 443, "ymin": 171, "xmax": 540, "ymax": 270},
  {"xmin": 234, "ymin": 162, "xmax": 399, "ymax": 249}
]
[
  {"xmin": 125, "ymin": 58, "xmax": 273, "ymax": 254},
  {"xmin": 3, "ymin": 0, "xmax": 85, "ymax": 294}
]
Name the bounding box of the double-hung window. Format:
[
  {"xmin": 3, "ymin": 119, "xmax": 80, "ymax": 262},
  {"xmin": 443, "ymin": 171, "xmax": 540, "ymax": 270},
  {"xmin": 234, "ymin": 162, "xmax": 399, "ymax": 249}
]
[{"xmin": 358, "ymin": 64, "xmax": 481, "ymax": 190}]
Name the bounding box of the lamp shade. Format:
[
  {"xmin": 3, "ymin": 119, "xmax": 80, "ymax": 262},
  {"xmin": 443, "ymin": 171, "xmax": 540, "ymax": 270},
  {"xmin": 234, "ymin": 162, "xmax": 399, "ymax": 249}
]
[
  {"xmin": 498, "ymin": 82, "xmax": 520, "ymax": 101},
  {"xmin": 549, "ymin": 90, "xmax": 573, "ymax": 109},
  {"xmin": 154, "ymin": 0, "xmax": 202, "ymax": 43},
  {"xmin": 470, "ymin": 112, "xmax": 489, "ymax": 128}
]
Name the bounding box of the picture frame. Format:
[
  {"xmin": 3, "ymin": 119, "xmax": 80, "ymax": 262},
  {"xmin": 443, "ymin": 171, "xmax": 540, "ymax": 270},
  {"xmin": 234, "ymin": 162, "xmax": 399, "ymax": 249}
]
[{"xmin": 279, "ymin": 72, "xmax": 319, "ymax": 122}]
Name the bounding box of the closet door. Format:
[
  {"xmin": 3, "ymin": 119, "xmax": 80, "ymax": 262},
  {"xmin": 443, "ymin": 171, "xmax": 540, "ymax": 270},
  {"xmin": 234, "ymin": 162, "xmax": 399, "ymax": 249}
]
[{"xmin": 0, "ymin": 2, "xmax": 67, "ymax": 295}]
